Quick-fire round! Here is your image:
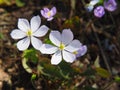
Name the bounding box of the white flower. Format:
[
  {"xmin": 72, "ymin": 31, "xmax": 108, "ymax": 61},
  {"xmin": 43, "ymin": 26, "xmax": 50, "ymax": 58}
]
[
  {"xmin": 10, "ymin": 15, "xmax": 49, "ymax": 51},
  {"xmin": 90, "ymin": 0, "xmax": 100, "ymax": 5},
  {"xmin": 40, "ymin": 29, "xmax": 82, "ymax": 65},
  {"xmin": 86, "ymin": 0, "xmax": 100, "ymax": 12}
]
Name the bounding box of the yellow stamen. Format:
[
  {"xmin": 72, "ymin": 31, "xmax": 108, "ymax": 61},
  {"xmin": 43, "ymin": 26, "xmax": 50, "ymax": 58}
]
[
  {"xmin": 26, "ymin": 29, "xmax": 32, "ymax": 36},
  {"xmin": 47, "ymin": 11, "xmax": 51, "ymax": 17},
  {"xmin": 59, "ymin": 43, "xmax": 65, "ymax": 50},
  {"xmin": 108, "ymin": 3, "xmax": 112, "ymax": 7},
  {"xmin": 73, "ymin": 51, "xmax": 78, "ymax": 55}
]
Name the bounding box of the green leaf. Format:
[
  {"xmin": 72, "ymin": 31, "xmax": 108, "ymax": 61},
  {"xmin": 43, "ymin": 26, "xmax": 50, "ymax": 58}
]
[
  {"xmin": 97, "ymin": 0, "xmax": 104, "ymax": 5},
  {"xmin": 114, "ymin": 76, "xmax": 120, "ymax": 83},
  {"xmin": 44, "ymin": 38, "xmax": 53, "ymax": 45},
  {"xmin": 23, "ymin": 48, "xmax": 38, "ymax": 64},
  {"xmin": 40, "ymin": 62, "xmax": 62, "ymax": 78},
  {"xmin": 37, "ymin": 65, "xmax": 50, "ymax": 77},
  {"xmin": 31, "ymin": 74, "xmax": 37, "ymax": 80},
  {"xmin": 94, "ymin": 56, "xmax": 100, "ymax": 68},
  {"xmin": 15, "ymin": 0, "xmax": 25, "ymax": 7},
  {"xmin": 95, "ymin": 67, "xmax": 111, "ymax": 78},
  {"xmin": 0, "ymin": 0, "xmax": 11, "ymax": 5},
  {"xmin": 0, "ymin": 0, "xmax": 4, "ymax": 4},
  {"xmin": 39, "ymin": 61, "xmax": 73, "ymax": 79},
  {"xmin": 22, "ymin": 58, "xmax": 32, "ymax": 73},
  {"xmin": 0, "ymin": 33, "xmax": 4, "ymax": 39},
  {"xmin": 82, "ymin": 67, "xmax": 96, "ymax": 78},
  {"xmin": 58, "ymin": 66, "xmax": 70, "ymax": 79}
]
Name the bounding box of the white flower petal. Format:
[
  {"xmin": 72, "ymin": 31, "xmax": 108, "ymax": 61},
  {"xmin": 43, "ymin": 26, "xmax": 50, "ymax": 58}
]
[
  {"xmin": 31, "ymin": 36, "xmax": 42, "ymax": 50},
  {"xmin": 90, "ymin": 0, "xmax": 99, "ymax": 5},
  {"xmin": 63, "ymin": 50, "xmax": 76, "ymax": 63},
  {"xmin": 47, "ymin": 17, "xmax": 53, "ymax": 21},
  {"xmin": 18, "ymin": 18, "xmax": 30, "ymax": 32},
  {"xmin": 62, "ymin": 29, "xmax": 73, "ymax": 45},
  {"xmin": 33, "ymin": 25, "xmax": 49, "ymax": 37},
  {"xmin": 51, "ymin": 50, "xmax": 62, "ymax": 65},
  {"xmin": 49, "ymin": 30, "xmax": 61, "ymax": 46},
  {"xmin": 10, "ymin": 29, "xmax": 26, "ymax": 39},
  {"xmin": 65, "ymin": 39, "xmax": 82, "ymax": 52},
  {"xmin": 86, "ymin": 5, "xmax": 94, "ymax": 12},
  {"xmin": 30, "ymin": 16, "xmax": 41, "ymax": 32},
  {"xmin": 17, "ymin": 37, "xmax": 30, "ymax": 51},
  {"xmin": 40, "ymin": 44, "xmax": 58, "ymax": 54}
]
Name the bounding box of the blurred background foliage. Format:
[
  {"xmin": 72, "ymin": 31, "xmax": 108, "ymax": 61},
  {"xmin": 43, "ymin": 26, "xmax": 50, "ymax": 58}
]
[
  {"xmin": 0, "ymin": 0, "xmax": 25, "ymax": 7},
  {"xmin": 0, "ymin": 0, "xmax": 120, "ymax": 90}
]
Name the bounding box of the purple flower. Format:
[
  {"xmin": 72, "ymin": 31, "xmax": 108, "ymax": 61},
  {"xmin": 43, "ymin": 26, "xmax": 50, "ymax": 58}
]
[
  {"xmin": 94, "ymin": 6, "xmax": 105, "ymax": 18},
  {"xmin": 75, "ymin": 45, "xmax": 87, "ymax": 58},
  {"xmin": 104, "ymin": 0, "xmax": 117, "ymax": 12},
  {"xmin": 40, "ymin": 7, "xmax": 57, "ymax": 21}
]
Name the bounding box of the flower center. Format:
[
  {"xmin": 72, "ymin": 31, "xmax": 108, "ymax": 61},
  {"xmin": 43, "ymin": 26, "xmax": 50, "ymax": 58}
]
[
  {"xmin": 73, "ymin": 51, "xmax": 78, "ymax": 55},
  {"xmin": 108, "ymin": 3, "xmax": 112, "ymax": 7},
  {"xmin": 59, "ymin": 43, "xmax": 65, "ymax": 50},
  {"xmin": 26, "ymin": 29, "xmax": 32, "ymax": 36},
  {"xmin": 47, "ymin": 11, "xmax": 51, "ymax": 17}
]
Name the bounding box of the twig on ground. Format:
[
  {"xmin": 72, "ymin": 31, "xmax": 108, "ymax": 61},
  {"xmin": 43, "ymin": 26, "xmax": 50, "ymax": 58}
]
[{"xmin": 91, "ymin": 23, "xmax": 112, "ymax": 74}]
